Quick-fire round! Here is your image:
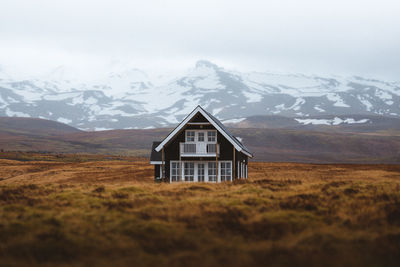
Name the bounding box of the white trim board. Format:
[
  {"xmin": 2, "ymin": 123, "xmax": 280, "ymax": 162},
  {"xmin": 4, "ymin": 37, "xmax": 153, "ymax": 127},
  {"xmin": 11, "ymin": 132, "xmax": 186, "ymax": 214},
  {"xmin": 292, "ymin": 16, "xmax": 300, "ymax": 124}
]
[
  {"xmin": 150, "ymin": 161, "xmax": 162, "ymax": 165},
  {"xmin": 155, "ymin": 106, "xmax": 252, "ymax": 157},
  {"xmin": 170, "ymin": 160, "xmax": 232, "ymax": 183}
]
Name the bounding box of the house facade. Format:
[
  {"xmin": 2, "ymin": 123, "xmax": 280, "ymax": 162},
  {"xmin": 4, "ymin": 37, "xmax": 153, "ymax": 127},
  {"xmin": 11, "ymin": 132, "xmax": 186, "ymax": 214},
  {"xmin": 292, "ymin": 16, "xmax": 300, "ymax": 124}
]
[{"xmin": 150, "ymin": 106, "xmax": 253, "ymax": 182}]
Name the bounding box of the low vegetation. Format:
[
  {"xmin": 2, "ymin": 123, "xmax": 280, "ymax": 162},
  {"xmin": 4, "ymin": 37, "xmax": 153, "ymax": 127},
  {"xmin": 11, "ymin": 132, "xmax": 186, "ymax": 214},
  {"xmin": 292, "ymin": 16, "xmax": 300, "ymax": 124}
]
[{"xmin": 0, "ymin": 154, "xmax": 400, "ymax": 266}]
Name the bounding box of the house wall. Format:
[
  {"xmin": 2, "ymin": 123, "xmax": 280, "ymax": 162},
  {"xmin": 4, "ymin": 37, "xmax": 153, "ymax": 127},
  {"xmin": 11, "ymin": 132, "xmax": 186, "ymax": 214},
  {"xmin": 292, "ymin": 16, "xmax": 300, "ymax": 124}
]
[
  {"xmin": 235, "ymin": 151, "xmax": 248, "ymax": 179},
  {"xmin": 160, "ymin": 112, "xmax": 248, "ymax": 181}
]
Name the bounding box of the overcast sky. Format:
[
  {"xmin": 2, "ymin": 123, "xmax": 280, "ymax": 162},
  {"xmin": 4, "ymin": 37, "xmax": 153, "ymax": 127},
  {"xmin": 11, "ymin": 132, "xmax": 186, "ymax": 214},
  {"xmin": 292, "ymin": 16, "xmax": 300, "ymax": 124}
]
[{"xmin": 0, "ymin": 0, "xmax": 399, "ymax": 80}]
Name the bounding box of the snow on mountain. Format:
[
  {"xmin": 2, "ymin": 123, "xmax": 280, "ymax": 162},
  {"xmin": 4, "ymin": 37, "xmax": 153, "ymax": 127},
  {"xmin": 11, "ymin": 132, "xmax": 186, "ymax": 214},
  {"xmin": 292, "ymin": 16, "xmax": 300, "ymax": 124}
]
[
  {"xmin": 295, "ymin": 117, "xmax": 370, "ymax": 126},
  {"xmin": 0, "ymin": 60, "xmax": 399, "ymax": 130}
]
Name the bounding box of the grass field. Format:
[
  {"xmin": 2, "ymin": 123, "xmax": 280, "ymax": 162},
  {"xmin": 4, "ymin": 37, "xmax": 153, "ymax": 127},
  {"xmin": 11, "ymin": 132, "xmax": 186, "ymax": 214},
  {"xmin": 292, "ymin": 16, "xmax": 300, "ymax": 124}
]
[{"xmin": 1, "ymin": 153, "xmax": 400, "ymax": 266}]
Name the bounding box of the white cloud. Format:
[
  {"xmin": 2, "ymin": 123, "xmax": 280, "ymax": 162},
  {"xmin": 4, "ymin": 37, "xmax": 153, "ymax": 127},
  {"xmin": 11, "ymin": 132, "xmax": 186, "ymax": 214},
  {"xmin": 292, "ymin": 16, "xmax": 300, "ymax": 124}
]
[{"xmin": 0, "ymin": 0, "xmax": 399, "ymax": 80}]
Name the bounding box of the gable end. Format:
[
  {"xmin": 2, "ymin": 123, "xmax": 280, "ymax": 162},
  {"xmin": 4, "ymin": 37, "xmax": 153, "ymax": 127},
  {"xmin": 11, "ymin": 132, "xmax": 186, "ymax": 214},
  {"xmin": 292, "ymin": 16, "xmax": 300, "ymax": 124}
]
[{"xmin": 155, "ymin": 106, "xmax": 253, "ymax": 158}]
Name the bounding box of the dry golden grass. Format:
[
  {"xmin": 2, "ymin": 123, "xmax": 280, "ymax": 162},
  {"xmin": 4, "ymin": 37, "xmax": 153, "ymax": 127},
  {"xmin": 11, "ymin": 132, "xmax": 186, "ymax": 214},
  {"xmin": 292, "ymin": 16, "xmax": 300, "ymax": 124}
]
[{"xmin": 0, "ymin": 154, "xmax": 400, "ymax": 267}]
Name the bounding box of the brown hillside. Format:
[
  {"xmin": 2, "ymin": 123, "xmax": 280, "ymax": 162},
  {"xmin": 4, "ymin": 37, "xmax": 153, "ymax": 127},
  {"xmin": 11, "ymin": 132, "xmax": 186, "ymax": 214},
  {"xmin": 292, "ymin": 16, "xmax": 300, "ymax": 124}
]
[
  {"xmin": 1, "ymin": 117, "xmax": 400, "ymax": 163},
  {"xmin": 0, "ymin": 117, "xmax": 81, "ymax": 135}
]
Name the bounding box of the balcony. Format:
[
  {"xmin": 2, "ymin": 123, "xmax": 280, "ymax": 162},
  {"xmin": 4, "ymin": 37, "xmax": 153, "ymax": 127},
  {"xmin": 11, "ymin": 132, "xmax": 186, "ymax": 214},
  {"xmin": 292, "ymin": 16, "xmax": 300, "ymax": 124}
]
[{"xmin": 180, "ymin": 142, "xmax": 219, "ymax": 157}]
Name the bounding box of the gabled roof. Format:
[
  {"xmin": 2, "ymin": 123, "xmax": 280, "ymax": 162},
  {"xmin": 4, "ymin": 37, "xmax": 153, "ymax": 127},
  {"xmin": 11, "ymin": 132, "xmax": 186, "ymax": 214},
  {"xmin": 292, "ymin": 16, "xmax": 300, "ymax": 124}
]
[
  {"xmin": 203, "ymin": 109, "xmax": 253, "ymax": 157},
  {"xmin": 155, "ymin": 106, "xmax": 253, "ymax": 157}
]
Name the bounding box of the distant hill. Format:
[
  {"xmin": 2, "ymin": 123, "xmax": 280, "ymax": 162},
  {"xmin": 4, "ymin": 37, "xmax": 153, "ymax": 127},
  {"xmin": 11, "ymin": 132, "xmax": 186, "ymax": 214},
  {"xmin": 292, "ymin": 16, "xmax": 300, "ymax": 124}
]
[
  {"xmin": 0, "ymin": 117, "xmax": 81, "ymax": 136},
  {"xmin": 232, "ymin": 128, "xmax": 400, "ymax": 163},
  {"xmin": 0, "ymin": 117, "xmax": 399, "ymax": 163}
]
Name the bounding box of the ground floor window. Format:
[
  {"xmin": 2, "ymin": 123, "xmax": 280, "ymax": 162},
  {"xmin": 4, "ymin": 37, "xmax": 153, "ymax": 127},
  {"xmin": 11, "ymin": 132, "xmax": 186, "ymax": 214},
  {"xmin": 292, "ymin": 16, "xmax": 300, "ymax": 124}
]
[
  {"xmin": 171, "ymin": 162, "xmax": 180, "ymax": 181},
  {"xmin": 184, "ymin": 162, "xmax": 194, "ymax": 181},
  {"xmin": 198, "ymin": 163, "xmax": 205, "ymax": 182},
  {"xmin": 208, "ymin": 162, "xmax": 216, "ymax": 182},
  {"xmin": 170, "ymin": 161, "xmax": 232, "ymax": 182},
  {"xmin": 221, "ymin": 162, "xmax": 232, "ymax": 181}
]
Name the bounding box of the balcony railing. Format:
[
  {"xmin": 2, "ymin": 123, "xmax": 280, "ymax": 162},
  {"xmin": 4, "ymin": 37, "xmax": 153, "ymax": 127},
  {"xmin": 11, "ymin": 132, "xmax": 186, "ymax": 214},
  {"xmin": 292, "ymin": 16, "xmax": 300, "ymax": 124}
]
[{"xmin": 180, "ymin": 143, "xmax": 219, "ymax": 156}]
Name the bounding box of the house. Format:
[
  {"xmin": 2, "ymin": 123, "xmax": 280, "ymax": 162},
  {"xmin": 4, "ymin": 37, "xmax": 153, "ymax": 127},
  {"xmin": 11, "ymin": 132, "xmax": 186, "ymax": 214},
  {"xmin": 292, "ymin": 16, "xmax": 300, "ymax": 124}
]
[{"xmin": 150, "ymin": 106, "xmax": 253, "ymax": 182}]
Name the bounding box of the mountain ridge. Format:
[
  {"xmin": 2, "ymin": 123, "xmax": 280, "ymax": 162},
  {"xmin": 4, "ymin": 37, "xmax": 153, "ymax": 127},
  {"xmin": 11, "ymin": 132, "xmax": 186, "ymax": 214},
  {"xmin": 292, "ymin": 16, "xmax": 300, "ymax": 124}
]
[{"xmin": 1, "ymin": 60, "xmax": 399, "ymax": 130}]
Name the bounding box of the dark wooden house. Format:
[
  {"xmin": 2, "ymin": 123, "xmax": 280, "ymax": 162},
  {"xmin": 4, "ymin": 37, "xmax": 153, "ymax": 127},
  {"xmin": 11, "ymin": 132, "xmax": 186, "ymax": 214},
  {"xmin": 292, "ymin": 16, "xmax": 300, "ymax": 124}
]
[{"xmin": 150, "ymin": 106, "xmax": 253, "ymax": 182}]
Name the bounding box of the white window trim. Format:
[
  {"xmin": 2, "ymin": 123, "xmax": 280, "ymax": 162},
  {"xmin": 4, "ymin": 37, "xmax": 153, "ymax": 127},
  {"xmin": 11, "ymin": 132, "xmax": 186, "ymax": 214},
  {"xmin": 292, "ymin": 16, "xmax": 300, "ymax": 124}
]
[
  {"xmin": 185, "ymin": 129, "xmax": 217, "ymax": 143},
  {"xmin": 170, "ymin": 162, "xmax": 181, "ymax": 182},
  {"xmin": 208, "ymin": 162, "xmax": 217, "ymax": 182},
  {"xmin": 184, "ymin": 162, "xmax": 195, "ymax": 182},
  {"xmin": 197, "ymin": 132, "xmax": 205, "ymax": 142},
  {"xmin": 197, "ymin": 163, "xmax": 205, "ymax": 182},
  {"xmin": 185, "ymin": 130, "xmax": 196, "ymax": 143},
  {"xmin": 170, "ymin": 160, "xmax": 232, "ymax": 183},
  {"xmin": 220, "ymin": 161, "xmax": 232, "ymax": 182},
  {"xmin": 207, "ymin": 130, "xmax": 217, "ymax": 143}
]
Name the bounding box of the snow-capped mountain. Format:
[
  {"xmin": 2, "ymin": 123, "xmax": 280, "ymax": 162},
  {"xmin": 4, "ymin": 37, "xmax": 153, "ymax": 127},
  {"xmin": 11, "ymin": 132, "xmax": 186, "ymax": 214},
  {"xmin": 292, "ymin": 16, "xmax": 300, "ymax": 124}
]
[{"xmin": 0, "ymin": 60, "xmax": 399, "ymax": 130}]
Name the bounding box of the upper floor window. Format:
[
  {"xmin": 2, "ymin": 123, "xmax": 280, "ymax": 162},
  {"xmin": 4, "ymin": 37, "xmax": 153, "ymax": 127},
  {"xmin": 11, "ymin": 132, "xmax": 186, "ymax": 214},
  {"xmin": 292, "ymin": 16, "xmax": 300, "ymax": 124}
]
[
  {"xmin": 186, "ymin": 131, "xmax": 195, "ymax": 142},
  {"xmin": 198, "ymin": 132, "xmax": 205, "ymax": 142},
  {"xmin": 207, "ymin": 131, "xmax": 216, "ymax": 142}
]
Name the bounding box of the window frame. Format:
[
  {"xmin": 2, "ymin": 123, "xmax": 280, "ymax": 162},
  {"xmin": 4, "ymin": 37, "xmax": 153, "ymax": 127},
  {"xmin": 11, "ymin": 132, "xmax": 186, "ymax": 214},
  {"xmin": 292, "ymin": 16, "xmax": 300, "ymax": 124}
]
[
  {"xmin": 220, "ymin": 162, "xmax": 232, "ymax": 181},
  {"xmin": 197, "ymin": 163, "xmax": 205, "ymax": 182},
  {"xmin": 208, "ymin": 162, "xmax": 216, "ymax": 182},
  {"xmin": 184, "ymin": 162, "xmax": 195, "ymax": 181},
  {"xmin": 197, "ymin": 132, "xmax": 205, "ymax": 142},
  {"xmin": 170, "ymin": 162, "xmax": 180, "ymax": 182},
  {"xmin": 207, "ymin": 131, "xmax": 217, "ymax": 143},
  {"xmin": 185, "ymin": 131, "xmax": 195, "ymax": 142}
]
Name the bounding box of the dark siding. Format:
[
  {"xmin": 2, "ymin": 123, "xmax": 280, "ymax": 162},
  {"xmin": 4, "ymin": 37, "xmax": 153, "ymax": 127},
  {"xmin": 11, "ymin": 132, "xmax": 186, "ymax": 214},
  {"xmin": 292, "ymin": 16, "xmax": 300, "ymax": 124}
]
[
  {"xmin": 150, "ymin": 142, "xmax": 162, "ymax": 161},
  {"xmin": 191, "ymin": 112, "xmax": 209, "ymax": 123},
  {"xmin": 154, "ymin": 165, "xmax": 160, "ymax": 179},
  {"xmin": 218, "ymin": 131, "xmax": 234, "ymax": 160}
]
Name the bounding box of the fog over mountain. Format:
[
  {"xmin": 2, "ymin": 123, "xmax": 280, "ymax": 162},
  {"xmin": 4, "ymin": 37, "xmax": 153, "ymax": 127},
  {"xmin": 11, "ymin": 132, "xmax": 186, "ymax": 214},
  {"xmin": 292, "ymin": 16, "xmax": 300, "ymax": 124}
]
[{"xmin": 0, "ymin": 60, "xmax": 399, "ymax": 130}]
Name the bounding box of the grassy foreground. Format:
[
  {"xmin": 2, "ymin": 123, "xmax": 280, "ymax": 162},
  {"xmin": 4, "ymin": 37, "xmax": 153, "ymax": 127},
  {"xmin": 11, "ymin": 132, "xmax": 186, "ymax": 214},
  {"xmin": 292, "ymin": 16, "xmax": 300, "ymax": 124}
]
[{"xmin": 0, "ymin": 155, "xmax": 400, "ymax": 266}]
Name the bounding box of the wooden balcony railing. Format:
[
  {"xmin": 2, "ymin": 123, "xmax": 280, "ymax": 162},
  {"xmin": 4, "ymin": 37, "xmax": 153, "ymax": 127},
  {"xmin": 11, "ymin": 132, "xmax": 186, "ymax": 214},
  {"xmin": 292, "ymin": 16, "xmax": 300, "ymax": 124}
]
[{"xmin": 180, "ymin": 143, "xmax": 219, "ymax": 156}]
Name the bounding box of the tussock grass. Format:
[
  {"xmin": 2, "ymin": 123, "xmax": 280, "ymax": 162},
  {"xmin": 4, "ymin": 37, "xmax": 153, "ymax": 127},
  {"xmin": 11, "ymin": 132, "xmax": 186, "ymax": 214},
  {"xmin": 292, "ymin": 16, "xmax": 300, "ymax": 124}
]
[{"xmin": 0, "ymin": 156, "xmax": 399, "ymax": 266}]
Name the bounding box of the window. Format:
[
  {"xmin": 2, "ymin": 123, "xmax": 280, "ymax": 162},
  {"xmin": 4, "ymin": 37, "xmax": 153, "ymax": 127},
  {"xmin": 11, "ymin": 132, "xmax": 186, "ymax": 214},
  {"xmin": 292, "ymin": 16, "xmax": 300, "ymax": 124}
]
[
  {"xmin": 171, "ymin": 162, "xmax": 180, "ymax": 182},
  {"xmin": 221, "ymin": 162, "xmax": 232, "ymax": 181},
  {"xmin": 186, "ymin": 131, "xmax": 195, "ymax": 142},
  {"xmin": 198, "ymin": 132, "xmax": 205, "ymax": 142},
  {"xmin": 208, "ymin": 162, "xmax": 216, "ymax": 182},
  {"xmin": 207, "ymin": 131, "xmax": 216, "ymax": 142},
  {"xmin": 184, "ymin": 162, "xmax": 194, "ymax": 181},
  {"xmin": 198, "ymin": 163, "xmax": 205, "ymax": 182}
]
